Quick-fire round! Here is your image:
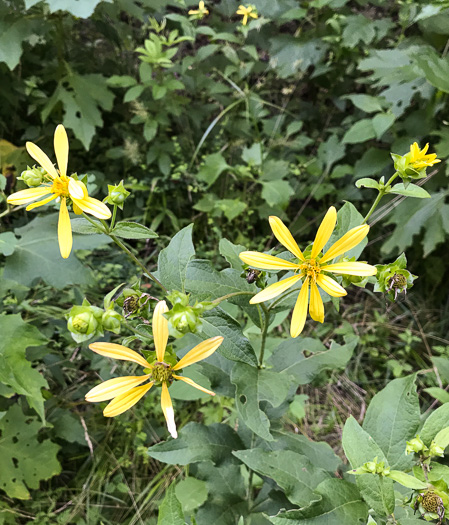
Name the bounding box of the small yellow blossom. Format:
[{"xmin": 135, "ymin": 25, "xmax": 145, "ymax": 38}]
[
  {"xmin": 6, "ymin": 125, "xmax": 111, "ymax": 259},
  {"xmin": 188, "ymin": 1, "xmax": 209, "ymax": 17},
  {"xmin": 85, "ymin": 300, "xmax": 223, "ymax": 439},
  {"xmin": 236, "ymin": 4, "xmax": 258, "ymax": 25},
  {"xmin": 408, "ymin": 142, "xmax": 440, "ymax": 170},
  {"xmin": 239, "ymin": 207, "xmax": 377, "ymax": 338}
]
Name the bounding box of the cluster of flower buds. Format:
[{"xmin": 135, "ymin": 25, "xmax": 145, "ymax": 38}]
[
  {"xmin": 67, "ymin": 298, "xmax": 123, "ymax": 343},
  {"xmin": 374, "ymin": 253, "xmax": 416, "ymax": 301},
  {"xmin": 350, "ymin": 456, "xmax": 390, "ymax": 476},
  {"xmin": 18, "ymin": 166, "xmax": 47, "ymax": 187},
  {"xmin": 406, "ymin": 435, "xmax": 445, "ymax": 460},
  {"xmin": 165, "ymin": 290, "xmax": 215, "ymax": 338},
  {"xmin": 103, "ymin": 180, "xmax": 130, "ymax": 209}
]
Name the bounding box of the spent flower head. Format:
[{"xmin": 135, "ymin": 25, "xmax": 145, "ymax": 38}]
[
  {"xmin": 6, "ymin": 125, "xmax": 111, "ymax": 258},
  {"xmin": 85, "ymin": 300, "xmax": 223, "ymax": 438},
  {"xmin": 239, "ymin": 207, "xmax": 377, "ymax": 337},
  {"xmin": 236, "ymin": 4, "xmax": 258, "ymax": 25},
  {"xmin": 375, "ymin": 253, "xmax": 416, "ymax": 301}
]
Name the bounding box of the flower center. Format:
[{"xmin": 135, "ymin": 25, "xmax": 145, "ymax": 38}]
[
  {"xmin": 299, "ymin": 259, "xmax": 321, "ymax": 282},
  {"xmin": 51, "ymin": 176, "xmax": 69, "ymax": 197},
  {"xmin": 151, "ymin": 362, "xmax": 173, "ymax": 383}
]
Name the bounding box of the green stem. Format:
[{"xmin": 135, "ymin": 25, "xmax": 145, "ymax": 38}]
[
  {"xmin": 259, "ymin": 304, "xmax": 270, "ymax": 368},
  {"xmin": 110, "ymin": 205, "xmax": 118, "ymax": 230},
  {"xmin": 362, "ymin": 171, "xmax": 400, "ymax": 224},
  {"xmin": 212, "ymin": 291, "xmax": 254, "ymax": 304}
]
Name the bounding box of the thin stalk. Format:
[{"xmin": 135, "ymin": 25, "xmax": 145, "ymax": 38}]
[
  {"xmin": 259, "ymin": 303, "xmax": 270, "ymax": 368},
  {"xmin": 212, "ymin": 291, "xmax": 255, "ymax": 304},
  {"xmin": 110, "ymin": 205, "xmax": 118, "ymax": 230},
  {"xmin": 362, "ymin": 171, "xmax": 400, "ymax": 224}
]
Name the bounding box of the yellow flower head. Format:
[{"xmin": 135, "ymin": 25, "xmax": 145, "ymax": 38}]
[
  {"xmin": 236, "ymin": 4, "xmax": 258, "ymax": 25},
  {"xmin": 85, "ymin": 300, "xmax": 223, "ymax": 439},
  {"xmin": 6, "ymin": 125, "xmax": 111, "ymax": 259},
  {"xmin": 239, "ymin": 207, "xmax": 377, "ymax": 338},
  {"xmin": 188, "ymin": 1, "xmax": 209, "ymax": 17},
  {"xmin": 408, "ymin": 142, "xmax": 440, "ymax": 170}
]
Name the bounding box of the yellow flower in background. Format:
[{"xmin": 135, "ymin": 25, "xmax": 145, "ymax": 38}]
[
  {"xmin": 408, "ymin": 142, "xmax": 440, "ymax": 170},
  {"xmin": 6, "ymin": 125, "xmax": 111, "ymax": 259},
  {"xmin": 239, "ymin": 207, "xmax": 377, "ymax": 338},
  {"xmin": 236, "ymin": 4, "xmax": 258, "ymax": 25},
  {"xmin": 85, "ymin": 300, "xmax": 223, "ymax": 439},
  {"xmin": 188, "ymin": 1, "xmax": 209, "ymax": 16}
]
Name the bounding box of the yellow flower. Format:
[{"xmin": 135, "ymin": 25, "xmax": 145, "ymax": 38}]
[
  {"xmin": 85, "ymin": 300, "xmax": 223, "ymax": 439},
  {"xmin": 239, "ymin": 207, "xmax": 377, "ymax": 338},
  {"xmin": 188, "ymin": 1, "xmax": 209, "ymax": 16},
  {"xmin": 6, "ymin": 125, "xmax": 111, "ymax": 259},
  {"xmin": 236, "ymin": 4, "xmax": 258, "ymax": 25},
  {"xmin": 408, "ymin": 142, "xmax": 440, "ymax": 170}
]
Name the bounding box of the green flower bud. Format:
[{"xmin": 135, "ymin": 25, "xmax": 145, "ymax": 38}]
[
  {"xmin": 104, "ymin": 180, "xmax": 130, "ymax": 209},
  {"xmin": 102, "ymin": 309, "xmax": 122, "ymax": 334},
  {"xmin": 165, "ymin": 293, "xmax": 215, "ymax": 338},
  {"xmin": 66, "ymin": 301, "xmax": 104, "ymax": 343},
  {"xmin": 19, "ymin": 167, "xmax": 46, "ymax": 187},
  {"xmin": 429, "ymin": 441, "xmax": 445, "ymax": 458},
  {"xmin": 167, "ymin": 290, "xmax": 190, "ymax": 307},
  {"xmin": 405, "ymin": 436, "xmax": 427, "ymax": 455}
]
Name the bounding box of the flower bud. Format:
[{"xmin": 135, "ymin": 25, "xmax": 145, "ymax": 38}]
[
  {"xmin": 405, "ymin": 436, "xmax": 427, "ymax": 455},
  {"xmin": 429, "ymin": 441, "xmax": 445, "ymax": 458},
  {"xmin": 67, "ymin": 302, "xmax": 103, "ymax": 343},
  {"xmin": 19, "ymin": 167, "xmax": 46, "ymax": 187},
  {"xmin": 102, "ymin": 309, "xmax": 122, "ymax": 334},
  {"xmin": 104, "ymin": 180, "xmax": 130, "ymax": 209},
  {"xmin": 165, "ymin": 292, "xmax": 215, "ymax": 338}
]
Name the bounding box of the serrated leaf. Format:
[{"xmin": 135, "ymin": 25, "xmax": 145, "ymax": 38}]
[
  {"xmin": 111, "ymin": 221, "xmax": 158, "ymax": 239},
  {"xmin": 0, "ymin": 18, "xmax": 38, "ymax": 71},
  {"xmin": 0, "ymin": 404, "xmax": 61, "ymax": 499},
  {"xmin": 317, "ymin": 135, "xmax": 346, "ymax": 172},
  {"xmin": 157, "ymin": 485, "xmax": 185, "ymax": 525},
  {"xmin": 196, "ymin": 153, "xmax": 229, "ymax": 187},
  {"xmin": 261, "ymin": 180, "xmax": 294, "ymax": 208}
]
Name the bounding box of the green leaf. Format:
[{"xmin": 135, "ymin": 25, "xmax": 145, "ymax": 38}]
[
  {"xmin": 420, "ymin": 404, "xmax": 449, "ymax": 446},
  {"xmin": 196, "ymin": 153, "xmax": 229, "ymax": 187},
  {"xmin": 234, "ymin": 449, "xmax": 329, "ymax": 506},
  {"xmin": 343, "ymin": 94, "xmax": 384, "ymax": 113},
  {"xmin": 268, "ymin": 478, "xmax": 368, "ymax": 525},
  {"xmin": 157, "ymin": 224, "xmax": 195, "ymax": 293},
  {"xmin": 388, "ymin": 183, "xmax": 430, "ymax": 199},
  {"xmin": 107, "ymin": 75, "xmax": 137, "ymax": 88},
  {"xmin": 355, "ymin": 178, "xmax": 380, "ymax": 189},
  {"xmin": 200, "ymin": 308, "xmax": 258, "ymax": 366},
  {"xmin": 111, "ymin": 221, "xmax": 158, "ymax": 239},
  {"xmin": 0, "ymin": 232, "xmax": 18, "ymax": 256},
  {"xmin": 317, "ymin": 135, "xmax": 346, "ymax": 172},
  {"xmin": 3, "ymin": 214, "xmax": 110, "ymax": 289},
  {"xmin": 269, "ymin": 37, "xmax": 328, "ymax": 78},
  {"xmin": 433, "ymin": 356, "xmax": 449, "ymax": 383},
  {"xmin": 363, "ymin": 375, "xmax": 420, "ymax": 470},
  {"xmin": 0, "ymin": 18, "xmax": 38, "ymax": 71},
  {"xmin": 0, "ymin": 404, "xmax": 61, "ymax": 499},
  {"xmin": 157, "ymin": 485, "xmax": 185, "ymax": 525},
  {"xmin": 44, "ymin": 0, "xmax": 105, "ymax": 18},
  {"xmin": 413, "ymin": 49, "xmax": 449, "ymax": 93},
  {"xmin": 261, "ymin": 159, "xmax": 290, "ymax": 181},
  {"xmin": 231, "ymin": 363, "xmax": 292, "ymax": 441},
  {"xmin": 372, "ymin": 113, "xmax": 395, "ymax": 139},
  {"xmin": 342, "ymin": 15, "xmax": 376, "ymax": 48},
  {"xmin": 215, "ymin": 199, "xmax": 247, "ymax": 221},
  {"xmin": 342, "ymin": 416, "xmax": 395, "ymax": 516},
  {"xmin": 342, "ymin": 119, "xmax": 376, "ymax": 144},
  {"xmin": 70, "ymin": 217, "xmax": 104, "ymax": 234},
  {"xmin": 124, "ymin": 85, "xmax": 144, "ymax": 103},
  {"xmin": 219, "ymin": 238, "xmax": 247, "ymax": 270},
  {"xmin": 423, "ymin": 387, "xmax": 449, "ymax": 404},
  {"xmin": 175, "ymin": 477, "xmax": 208, "ymax": 514},
  {"xmin": 261, "ymin": 180, "xmax": 294, "ymax": 208},
  {"xmin": 434, "ymin": 427, "xmax": 449, "ymax": 449},
  {"xmin": 152, "ymin": 84, "xmax": 167, "ymax": 100},
  {"xmin": 144, "ymin": 120, "xmax": 158, "ymax": 142},
  {"xmin": 0, "ymin": 315, "xmax": 48, "ymax": 421},
  {"xmin": 386, "ymin": 471, "xmax": 427, "ymax": 489},
  {"xmin": 242, "ymin": 143, "xmax": 262, "ymax": 166},
  {"xmin": 147, "ymin": 422, "xmax": 244, "ymax": 466}
]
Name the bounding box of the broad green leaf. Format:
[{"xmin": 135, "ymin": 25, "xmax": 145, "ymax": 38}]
[
  {"xmin": 413, "ymin": 49, "xmax": 449, "ymax": 93},
  {"xmin": 124, "ymin": 85, "xmax": 145, "ymax": 103},
  {"xmin": 386, "ymin": 471, "xmax": 427, "ymax": 489},
  {"xmin": 372, "ymin": 113, "xmax": 395, "ymax": 139},
  {"xmin": 355, "ymin": 178, "xmax": 380, "ymax": 189},
  {"xmin": 215, "ymin": 199, "xmax": 247, "ymax": 221},
  {"xmin": 342, "ymin": 119, "xmax": 376, "ymax": 144},
  {"xmin": 175, "ymin": 477, "xmax": 208, "ymax": 514},
  {"xmin": 434, "ymin": 427, "xmax": 449, "ymax": 449},
  {"xmin": 196, "ymin": 153, "xmax": 229, "ymax": 187},
  {"xmin": 388, "ymin": 183, "xmax": 430, "ymax": 199},
  {"xmin": 0, "ymin": 315, "xmax": 48, "ymax": 421},
  {"xmin": 420, "ymin": 404, "xmax": 449, "ymax": 445},
  {"xmin": 343, "ymin": 94, "xmax": 384, "ymax": 113},
  {"xmin": 0, "ymin": 18, "xmax": 38, "ymax": 71},
  {"xmin": 231, "ymin": 363, "xmax": 292, "ymax": 441},
  {"xmin": 362, "ymin": 375, "xmax": 420, "ymax": 470},
  {"xmin": 219, "ymin": 238, "xmax": 247, "ymax": 270},
  {"xmin": 269, "ymin": 37, "xmax": 328, "ymax": 78},
  {"xmin": 261, "ymin": 159, "xmax": 290, "ymax": 181},
  {"xmin": 157, "ymin": 485, "xmax": 185, "ymax": 525},
  {"xmin": 432, "ymin": 356, "xmax": 449, "ymax": 383},
  {"xmin": 342, "ymin": 15, "xmax": 376, "ymax": 48},
  {"xmin": 45, "ymin": 0, "xmax": 105, "ymax": 18},
  {"xmin": 233, "ymin": 449, "xmax": 329, "ymax": 506},
  {"xmin": 0, "ymin": 404, "xmax": 61, "ymax": 499},
  {"xmin": 342, "ymin": 416, "xmax": 395, "ymax": 516},
  {"xmin": 269, "ymin": 478, "xmax": 368, "ymax": 525},
  {"xmin": 107, "ymin": 75, "xmax": 137, "ymax": 88},
  {"xmin": 423, "ymin": 387, "xmax": 449, "ymax": 404},
  {"xmin": 111, "ymin": 221, "xmax": 158, "ymax": 239},
  {"xmin": 0, "ymin": 232, "xmax": 18, "ymax": 256},
  {"xmin": 261, "ymin": 180, "xmax": 294, "ymax": 208},
  {"xmin": 317, "ymin": 135, "xmax": 346, "ymax": 171},
  {"xmin": 157, "ymin": 224, "xmax": 195, "ymax": 293},
  {"xmin": 3, "ymin": 214, "xmax": 109, "ymax": 289},
  {"xmin": 200, "ymin": 308, "xmax": 258, "ymax": 366},
  {"xmin": 147, "ymin": 422, "xmax": 244, "ymax": 466},
  {"xmin": 70, "ymin": 217, "xmax": 104, "ymax": 234},
  {"xmin": 242, "ymin": 143, "xmax": 262, "ymax": 166}
]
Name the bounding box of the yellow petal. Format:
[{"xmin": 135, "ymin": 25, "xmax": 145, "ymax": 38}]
[
  {"xmin": 323, "ymin": 262, "xmax": 377, "ymax": 276},
  {"xmin": 58, "ymin": 197, "xmax": 72, "ymax": 259},
  {"xmin": 68, "ymin": 178, "xmax": 85, "ymax": 200},
  {"xmin": 161, "ymin": 382, "xmax": 177, "ymax": 438},
  {"xmin": 173, "ymin": 336, "xmax": 223, "ymax": 370},
  {"xmin": 54, "ymin": 124, "xmax": 69, "ymax": 177},
  {"xmin": 89, "ymin": 342, "xmax": 151, "ymax": 368},
  {"xmin": 268, "ymin": 216, "xmax": 305, "ymax": 261},
  {"xmin": 173, "ymin": 374, "xmax": 215, "ymax": 396},
  {"xmin": 26, "ymin": 141, "xmax": 58, "ymax": 179},
  {"xmin": 249, "ymin": 274, "xmax": 302, "ymax": 304},
  {"xmin": 239, "ymin": 251, "xmax": 301, "ymax": 270},
  {"xmin": 103, "ymin": 383, "xmax": 153, "ymax": 417},
  {"xmin": 309, "ymin": 282, "xmax": 324, "ymax": 323},
  {"xmin": 7, "ymin": 187, "xmax": 52, "ymax": 205},
  {"xmin": 26, "ymin": 193, "xmax": 58, "ymax": 211},
  {"xmin": 72, "ymin": 196, "xmax": 111, "ymax": 219},
  {"xmin": 290, "ymin": 278, "xmax": 309, "ymax": 338},
  {"xmin": 153, "ymin": 300, "xmax": 169, "ymax": 362},
  {"xmin": 85, "ymin": 374, "xmax": 152, "ymax": 402},
  {"xmin": 316, "ymin": 274, "xmax": 347, "ymax": 297},
  {"xmin": 311, "ymin": 207, "xmax": 337, "ymax": 259},
  {"xmin": 320, "ymin": 225, "xmax": 369, "ymax": 264}
]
